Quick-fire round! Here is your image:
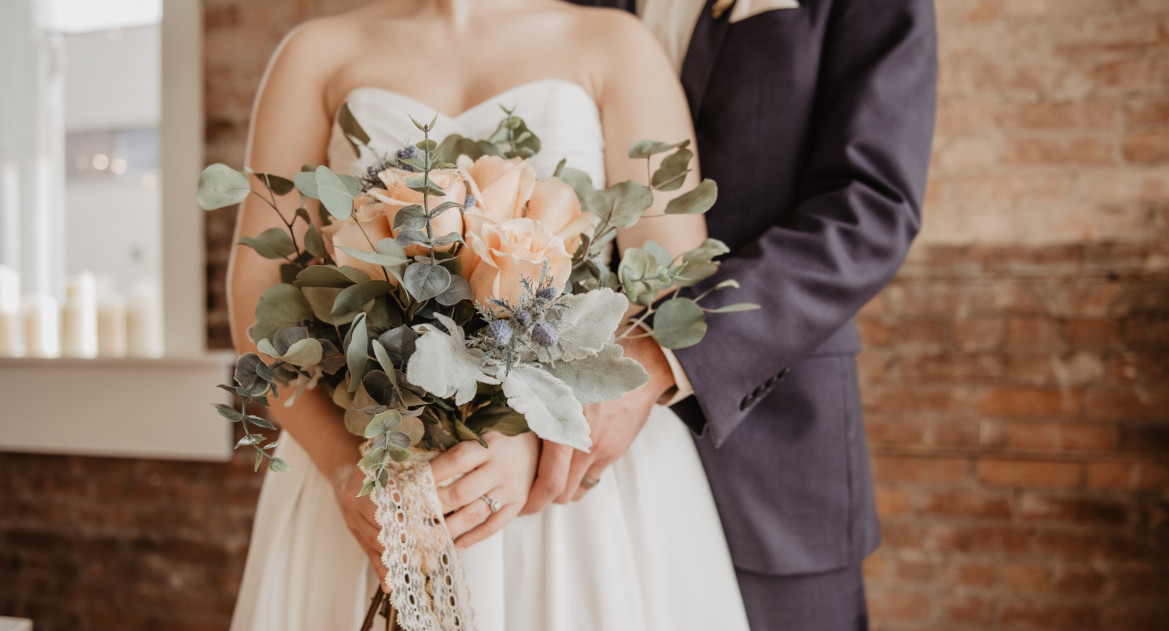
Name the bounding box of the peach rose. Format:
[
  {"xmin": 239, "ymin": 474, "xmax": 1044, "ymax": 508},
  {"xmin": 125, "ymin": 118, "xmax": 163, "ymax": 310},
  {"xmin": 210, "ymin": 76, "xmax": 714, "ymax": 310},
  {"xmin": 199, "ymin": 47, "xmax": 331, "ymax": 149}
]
[
  {"xmin": 462, "ymin": 218, "xmax": 572, "ymax": 312},
  {"xmin": 457, "ymin": 155, "xmax": 537, "ymax": 223},
  {"xmin": 321, "ymin": 197, "xmax": 394, "ymax": 281},
  {"xmin": 526, "ymin": 178, "xmax": 595, "ymax": 254},
  {"xmin": 369, "ymin": 167, "xmax": 466, "ymax": 256}
]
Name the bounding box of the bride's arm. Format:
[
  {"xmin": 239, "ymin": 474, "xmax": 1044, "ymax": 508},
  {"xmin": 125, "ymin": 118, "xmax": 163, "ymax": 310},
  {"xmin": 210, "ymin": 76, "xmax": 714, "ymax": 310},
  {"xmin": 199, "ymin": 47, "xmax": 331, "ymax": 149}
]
[
  {"xmin": 227, "ymin": 22, "xmax": 388, "ymax": 582},
  {"xmin": 524, "ymin": 12, "xmax": 703, "ymax": 511}
]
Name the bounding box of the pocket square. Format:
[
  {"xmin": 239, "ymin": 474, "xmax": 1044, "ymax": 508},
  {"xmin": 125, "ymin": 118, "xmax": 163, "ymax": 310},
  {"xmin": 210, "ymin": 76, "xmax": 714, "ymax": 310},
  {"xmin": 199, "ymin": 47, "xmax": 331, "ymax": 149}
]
[{"xmin": 726, "ymin": 0, "xmax": 800, "ymax": 24}]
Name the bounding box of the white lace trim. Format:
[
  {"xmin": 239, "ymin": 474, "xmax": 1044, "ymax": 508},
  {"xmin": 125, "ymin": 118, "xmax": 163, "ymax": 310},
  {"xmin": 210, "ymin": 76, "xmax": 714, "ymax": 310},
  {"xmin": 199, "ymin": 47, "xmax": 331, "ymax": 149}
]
[{"xmin": 368, "ymin": 453, "xmax": 477, "ymax": 631}]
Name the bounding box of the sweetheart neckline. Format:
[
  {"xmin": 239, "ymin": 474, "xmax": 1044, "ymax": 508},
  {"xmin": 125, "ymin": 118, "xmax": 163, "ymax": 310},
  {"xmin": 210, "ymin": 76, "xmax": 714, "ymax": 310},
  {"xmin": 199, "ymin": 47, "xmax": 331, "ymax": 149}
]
[{"xmin": 338, "ymin": 78, "xmax": 598, "ymax": 122}]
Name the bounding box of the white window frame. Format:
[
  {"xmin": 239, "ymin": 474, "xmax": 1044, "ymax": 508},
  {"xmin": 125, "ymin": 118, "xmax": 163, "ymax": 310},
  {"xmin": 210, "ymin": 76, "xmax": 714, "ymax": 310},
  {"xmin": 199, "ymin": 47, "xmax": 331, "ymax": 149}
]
[{"xmin": 0, "ymin": 0, "xmax": 234, "ymax": 462}]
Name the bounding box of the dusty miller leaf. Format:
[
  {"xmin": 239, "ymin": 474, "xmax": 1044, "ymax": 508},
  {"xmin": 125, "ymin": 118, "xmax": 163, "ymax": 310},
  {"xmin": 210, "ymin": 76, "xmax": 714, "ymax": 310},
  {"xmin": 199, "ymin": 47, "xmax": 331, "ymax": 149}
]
[
  {"xmin": 555, "ymin": 288, "xmax": 629, "ymax": 361},
  {"xmin": 542, "ymin": 344, "xmax": 648, "ymax": 404},
  {"xmin": 501, "ymin": 364, "xmax": 591, "ymax": 451}
]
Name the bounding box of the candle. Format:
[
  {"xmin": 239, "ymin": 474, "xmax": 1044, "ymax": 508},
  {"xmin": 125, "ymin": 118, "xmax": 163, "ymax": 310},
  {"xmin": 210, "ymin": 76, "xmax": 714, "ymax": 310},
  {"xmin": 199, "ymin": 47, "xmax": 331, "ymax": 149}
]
[
  {"xmin": 97, "ymin": 295, "xmax": 128, "ymax": 358},
  {"xmin": 61, "ymin": 271, "xmax": 98, "ymax": 358},
  {"xmin": 126, "ymin": 284, "xmax": 163, "ymax": 358},
  {"xmin": 23, "ymin": 294, "xmax": 60, "ymax": 358},
  {"xmin": 0, "ymin": 265, "xmax": 22, "ymax": 357}
]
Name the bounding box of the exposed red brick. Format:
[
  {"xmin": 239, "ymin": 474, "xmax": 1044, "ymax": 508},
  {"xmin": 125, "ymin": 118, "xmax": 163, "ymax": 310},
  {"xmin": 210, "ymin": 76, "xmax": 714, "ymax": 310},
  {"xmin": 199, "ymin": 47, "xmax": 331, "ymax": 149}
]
[
  {"xmin": 872, "ymin": 457, "xmax": 972, "ymax": 485},
  {"xmin": 1001, "ymin": 136, "xmax": 1116, "ymax": 166},
  {"xmin": 975, "ymin": 386, "xmax": 1082, "ymax": 418},
  {"xmin": 977, "ymin": 459, "xmax": 1084, "ymax": 488},
  {"xmin": 1124, "ymin": 131, "xmax": 1169, "ymax": 164}
]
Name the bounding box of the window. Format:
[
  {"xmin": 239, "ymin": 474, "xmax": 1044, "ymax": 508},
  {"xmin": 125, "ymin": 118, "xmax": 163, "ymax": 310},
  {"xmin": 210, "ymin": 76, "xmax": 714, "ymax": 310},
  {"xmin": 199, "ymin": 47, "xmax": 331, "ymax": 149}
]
[{"xmin": 0, "ymin": 0, "xmax": 231, "ymax": 461}]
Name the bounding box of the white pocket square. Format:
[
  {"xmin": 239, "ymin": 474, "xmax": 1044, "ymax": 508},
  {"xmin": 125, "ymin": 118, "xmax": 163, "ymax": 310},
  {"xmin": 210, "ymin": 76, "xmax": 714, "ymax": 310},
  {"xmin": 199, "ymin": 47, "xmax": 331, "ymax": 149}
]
[{"xmin": 729, "ymin": 0, "xmax": 800, "ymax": 23}]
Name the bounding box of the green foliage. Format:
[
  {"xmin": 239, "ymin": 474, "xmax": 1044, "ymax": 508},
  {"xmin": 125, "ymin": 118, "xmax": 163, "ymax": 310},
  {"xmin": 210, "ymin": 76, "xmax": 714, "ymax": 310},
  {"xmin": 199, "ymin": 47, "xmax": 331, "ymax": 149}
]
[
  {"xmin": 652, "ymin": 298, "xmax": 707, "ymax": 349},
  {"xmin": 650, "ymin": 147, "xmax": 694, "ymax": 192},
  {"xmin": 337, "ymin": 102, "xmax": 371, "ymax": 157},
  {"xmin": 590, "ymin": 181, "xmax": 654, "ymax": 229},
  {"xmin": 315, "ymin": 166, "xmax": 355, "ymax": 221},
  {"xmin": 196, "ymin": 164, "xmax": 250, "ymax": 210},
  {"xmin": 251, "ymin": 284, "xmax": 312, "ymax": 344},
  {"xmin": 627, "ymin": 139, "xmax": 688, "ymax": 160},
  {"xmin": 665, "ymin": 179, "xmax": 718, "ymax": 215},
  {"xmin": 255, "ymin": 173, "xmax": 295, "ymax": 196},
  {"xmin": 501, "ymin": 364, "xmax": 590, "ymax": 451},
  {"xmin": 402, "ymin": 263, "xmax": 452, "ymax": 302},
  {"xmin": 345, "ymin": 312, "xmax": 370, "ymax": 392},
  {"xmin": 239, "ymin": 227, "xmax": 296, "ymax": 260}
]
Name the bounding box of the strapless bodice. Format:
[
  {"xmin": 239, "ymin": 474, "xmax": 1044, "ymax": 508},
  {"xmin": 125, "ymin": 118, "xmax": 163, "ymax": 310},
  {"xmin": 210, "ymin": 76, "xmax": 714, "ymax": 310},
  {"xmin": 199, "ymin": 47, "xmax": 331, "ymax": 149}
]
[{"xmin": 326, "ymin": 79, "xmax": 606, "ymax": 186}]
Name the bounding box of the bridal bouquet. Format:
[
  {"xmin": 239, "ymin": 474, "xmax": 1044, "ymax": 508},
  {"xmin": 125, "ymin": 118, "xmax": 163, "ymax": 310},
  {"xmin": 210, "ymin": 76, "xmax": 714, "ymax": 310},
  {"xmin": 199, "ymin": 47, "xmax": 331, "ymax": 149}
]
[{"xmin": 199, "ymin": 106, "xmax": 754, "ymax": 630}]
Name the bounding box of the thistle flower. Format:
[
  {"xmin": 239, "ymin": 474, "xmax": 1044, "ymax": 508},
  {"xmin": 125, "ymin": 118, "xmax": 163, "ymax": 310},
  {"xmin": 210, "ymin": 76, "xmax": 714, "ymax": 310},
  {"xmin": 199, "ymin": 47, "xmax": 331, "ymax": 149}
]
[
  {"xmin": 486, "ymin": 320, "xmax": 513, "ymax": 347},
  {"xmin": 530, "ymin": 321, "xmax": 558, "ymax": 347},
  {"xmin": 513, "ymin": 309, "xmax": 533, "ymax": 327},
  {"xmin": 536, "ymin": 286, "xmax": 558, "ymax": 301}
]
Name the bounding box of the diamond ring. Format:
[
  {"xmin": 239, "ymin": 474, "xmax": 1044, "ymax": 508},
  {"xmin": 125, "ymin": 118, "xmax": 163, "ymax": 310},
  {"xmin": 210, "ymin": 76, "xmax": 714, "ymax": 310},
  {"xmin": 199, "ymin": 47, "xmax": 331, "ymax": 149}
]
[{"xmin": 481, "ymin": 495, "xmax": 501, "ymax": 514}]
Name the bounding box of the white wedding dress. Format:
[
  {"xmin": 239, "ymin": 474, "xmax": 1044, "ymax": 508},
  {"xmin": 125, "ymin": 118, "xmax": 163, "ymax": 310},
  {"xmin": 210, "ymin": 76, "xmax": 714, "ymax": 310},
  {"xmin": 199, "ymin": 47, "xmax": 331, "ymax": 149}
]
[{"xmin": 230, "ymin": 79, "xmax": 750, "ymax": 631}]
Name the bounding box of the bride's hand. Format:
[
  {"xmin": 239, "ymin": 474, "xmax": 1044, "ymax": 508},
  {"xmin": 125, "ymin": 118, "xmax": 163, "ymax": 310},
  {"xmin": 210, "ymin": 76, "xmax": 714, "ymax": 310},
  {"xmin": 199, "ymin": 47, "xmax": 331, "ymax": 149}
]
[
  {"xmin": 430, "ymin": 431, "xmax": 540, "ymax": 549},
  {"xmin": 333, "ymin": 465, "xmax": 391, "ymax": 592}
]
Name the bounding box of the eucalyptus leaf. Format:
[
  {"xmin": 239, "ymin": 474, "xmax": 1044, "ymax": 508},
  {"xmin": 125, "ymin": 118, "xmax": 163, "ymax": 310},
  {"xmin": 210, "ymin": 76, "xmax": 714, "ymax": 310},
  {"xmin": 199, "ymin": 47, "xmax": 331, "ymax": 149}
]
[
  {"xmin": 706, "ymin": 302, "xmax": 762, "ymax": 313},
  {"xmin": 403, "ymin": 263, "xmax": 452, "ymax": 302},
  {"xmin": 245, "ymin": 414, "xmax": 278, "ymax": 431},
  {"xmin": 650, "ymin": 147, "xmax": 693, "ymax": 191},
  {"xmin": 337, "ymin": 102, "xmax": 371, "ymax": 156},
  {"xmin": 268, "ymin": 457, "xmax": 290, "ymax": 472},
  {"xmin": 214, "ymin": 403, "xmax": 244, "ymax": 422},
  {"xmin": 365, "ymin": 409, "xmax": 403, "ymax": 438},
  {"xmin": 315, "ymin": 166, "xmax": 355, "ymax": 221},
  {"xmin": 405, "ymin": 176, "xmax": 447, "ymax": 197},
  {"xmin": 673, "ymin": 238, "xmax": 730, "ymax": 287},
  {"xmin": 665, "ymin": 179, "xmax": 718, "ymax": 215},
  {"xmin": 331, "ymin": 280, "xmax": 393, "ymax": 316},
  {"xmin": 466, "ymin": 404, "xmax": 529, "ymax": 436},
  {"xmin": 393, "ymin": 205, "xmax": 428, "ymax": 231},
  {"xmin": 556, "ymin": 167, "xmax": 598, "ymax": 210},
  {"xmin": 652, "ymin": 298, "xmax": 707, "ymax": 349},
  {"xmin": 251, "ymin": 284, "xmax": 312, "ymax": 343},
  {"xmin": 377, "ymin": 326, "xmax": 419, "ymax": 365},
  {"xmin": 627, "ymin": 139, "xmax": 688, "ymax": 159},
  {"xmin": 501, "ymin": 364, "xmax": 590, "ymax": 451},
  {"xmin": 239, "ymin": 227, "xmax": 296, "ymax": 260},
  {"xmin": 258, "ymin": 337, "xmax": 323, "ymax": 367},
  {"xmin": 435, "ymin": 274, "xmax": 472, "ymax": 306},
  {"xmin": 591, "ymin": 181, "xmax": 653, "ymax": 228},
  {"xmin": 255, "ymin": 173, "xmax": 295, "ymax": 196},
  {"xmin": 346, "ymin": 312, "xmax": 370, "ymax": 392},
  {"xmin": 301, "ymin": 286, "xmax": 350, "ymax": 326},
  {"xmin": 196, "ymin": 164, "xmax": 251, "ymax": 210},
  {"xmin": 296, "ymin": 265, "xmax": 358, "ymax": 288},
  {"xmin": 304, "ymin": 225, "xmax": 327, "ymax": 259},
  {"xmin": 294, "ymin": 171, "xmax": 319, "ymax": 199},
  {"xmin": 337, "ymin": 246, "xmax": 407, "ymax": 270},
  {"xmin": 371, "ymin": 339, "xmax": 395, "ymax": 374}
]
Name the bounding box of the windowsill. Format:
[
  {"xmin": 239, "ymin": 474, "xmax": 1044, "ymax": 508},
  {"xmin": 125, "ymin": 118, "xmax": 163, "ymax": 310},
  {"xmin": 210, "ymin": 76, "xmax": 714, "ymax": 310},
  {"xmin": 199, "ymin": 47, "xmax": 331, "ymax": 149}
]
[{"xmin": 0, "ymin": 351, "xmax": 237, "ymax": 461}]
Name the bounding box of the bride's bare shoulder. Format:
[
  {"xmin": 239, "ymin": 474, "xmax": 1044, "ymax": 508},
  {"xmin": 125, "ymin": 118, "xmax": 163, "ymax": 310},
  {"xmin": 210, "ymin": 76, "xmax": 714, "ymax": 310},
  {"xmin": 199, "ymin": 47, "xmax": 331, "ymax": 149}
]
[{"xmin": 551, "ymin": 5, "xmax": 675, "ymax": 93}]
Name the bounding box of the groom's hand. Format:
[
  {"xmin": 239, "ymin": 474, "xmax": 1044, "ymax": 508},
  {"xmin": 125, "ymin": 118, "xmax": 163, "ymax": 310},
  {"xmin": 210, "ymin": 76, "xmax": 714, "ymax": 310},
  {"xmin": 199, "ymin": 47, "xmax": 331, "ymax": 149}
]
[{"xmin": 521, "ymin": 335, "xmax": 675, "ymax": 513}]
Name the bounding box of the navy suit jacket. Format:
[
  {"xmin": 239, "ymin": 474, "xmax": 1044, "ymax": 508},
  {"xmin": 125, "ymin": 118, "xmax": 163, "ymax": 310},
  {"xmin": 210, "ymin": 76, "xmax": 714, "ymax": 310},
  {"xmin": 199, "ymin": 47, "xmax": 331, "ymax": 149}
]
[{"xmin": 573, "ymin": 0, "xmax": 937, "ymax": 575}]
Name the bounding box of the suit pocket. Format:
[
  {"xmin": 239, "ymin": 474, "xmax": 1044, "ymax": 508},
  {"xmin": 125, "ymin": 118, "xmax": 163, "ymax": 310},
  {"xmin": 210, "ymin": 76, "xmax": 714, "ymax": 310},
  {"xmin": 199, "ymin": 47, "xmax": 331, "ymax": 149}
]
[{"xmin": 729, "ymin": 0, "xmax": 801, "ymax": 23}]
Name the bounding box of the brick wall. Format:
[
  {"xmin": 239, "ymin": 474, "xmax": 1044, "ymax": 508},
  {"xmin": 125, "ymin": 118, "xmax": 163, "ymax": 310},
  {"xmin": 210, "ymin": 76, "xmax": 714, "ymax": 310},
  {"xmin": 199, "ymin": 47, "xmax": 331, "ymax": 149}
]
[{"xmin": 3, "ymin": 0, "xmax": 1168, "ymax": 629}]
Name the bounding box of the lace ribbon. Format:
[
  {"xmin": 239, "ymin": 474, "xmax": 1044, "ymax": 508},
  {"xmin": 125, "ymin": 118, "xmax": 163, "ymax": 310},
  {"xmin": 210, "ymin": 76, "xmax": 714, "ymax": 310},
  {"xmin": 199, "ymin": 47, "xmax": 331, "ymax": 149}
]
[{"xmin": 367, "ymin": 452, "xmax": 477, "ymax": 631}]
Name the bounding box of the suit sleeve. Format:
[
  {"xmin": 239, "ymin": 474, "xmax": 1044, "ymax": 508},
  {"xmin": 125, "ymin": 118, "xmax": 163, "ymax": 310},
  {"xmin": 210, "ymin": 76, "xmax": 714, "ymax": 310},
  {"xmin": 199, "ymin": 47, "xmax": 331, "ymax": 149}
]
[{"xmin": 672, "ymin": 0, "xmax": 938, "ymax": 446}]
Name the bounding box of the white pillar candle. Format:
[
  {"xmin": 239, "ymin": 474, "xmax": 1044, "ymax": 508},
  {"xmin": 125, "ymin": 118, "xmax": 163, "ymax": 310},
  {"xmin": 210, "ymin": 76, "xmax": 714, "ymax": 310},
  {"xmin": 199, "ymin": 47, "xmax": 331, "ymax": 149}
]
[
  {"xmin": 0, "ymin": 265, "xmax": 23, "ymax": 357},
  {"xmin": 126, "ymin": 284, "xmax": 163, "ymax": 358},
  {"xmin": 61, "ymin": 271, "xmax": 98, "ymax": 358},
  {"xmin": 97, "ymin": 295, "xmax": 128, "ymax": 358},
  {"xmin": 23, "ymin": 294, "xmax": 60, "ymax": 358}
]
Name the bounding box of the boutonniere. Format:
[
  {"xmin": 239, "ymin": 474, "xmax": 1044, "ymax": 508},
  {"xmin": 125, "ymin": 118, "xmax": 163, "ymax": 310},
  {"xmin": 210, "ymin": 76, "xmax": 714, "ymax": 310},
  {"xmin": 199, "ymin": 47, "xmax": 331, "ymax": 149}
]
[{"xmin": 712, "ymin": 0, "xmax": 737, "ymax": 20}]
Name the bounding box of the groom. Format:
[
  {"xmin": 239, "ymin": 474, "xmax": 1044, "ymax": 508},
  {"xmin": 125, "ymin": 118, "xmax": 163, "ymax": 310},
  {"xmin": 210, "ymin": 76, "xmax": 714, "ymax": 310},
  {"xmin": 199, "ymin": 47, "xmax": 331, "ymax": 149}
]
[{"xmin": 529, "ymin": 0, "xmax": 938, "ymax": 628}]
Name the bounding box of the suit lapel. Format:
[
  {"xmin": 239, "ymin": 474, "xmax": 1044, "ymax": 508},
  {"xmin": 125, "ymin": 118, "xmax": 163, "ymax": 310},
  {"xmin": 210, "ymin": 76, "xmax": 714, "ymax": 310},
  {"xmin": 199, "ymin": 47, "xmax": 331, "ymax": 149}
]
[{"xmin": 680, "ymin": 0, "xmax": 734, "ymax": 116}]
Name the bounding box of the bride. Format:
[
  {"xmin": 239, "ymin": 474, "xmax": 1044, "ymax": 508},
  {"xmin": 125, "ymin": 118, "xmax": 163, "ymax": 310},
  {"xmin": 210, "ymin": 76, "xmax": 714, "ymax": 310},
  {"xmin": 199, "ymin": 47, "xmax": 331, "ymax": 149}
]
[{"xmin": 227, "ymin": 1, "xmax": 749, "ymax": 629}]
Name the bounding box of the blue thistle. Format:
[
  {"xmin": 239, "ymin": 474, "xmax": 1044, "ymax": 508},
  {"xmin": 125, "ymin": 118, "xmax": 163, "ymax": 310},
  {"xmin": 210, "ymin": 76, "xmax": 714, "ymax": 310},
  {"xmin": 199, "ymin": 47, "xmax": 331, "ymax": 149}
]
[
  {"xmin": 463, "ymin": 195, "xmax": 477, "ymax": 210},
  {"xmin": 486, "ymin": 320, "xmax": 513, "ymax": 347},
  {"xmin": 393, "ymin": 146, "xmax": 420, "ymax": 172},
  {"xmin": 536, "ymin": 286, "xmax": 558, "ymax": 301},
  {"xmin": 513, "ymin": 309, "xmax": 533, "ymax": 327},
  {"xmin": 530, "ymin": 321, "xmax": 558, "ymax": 347}
]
